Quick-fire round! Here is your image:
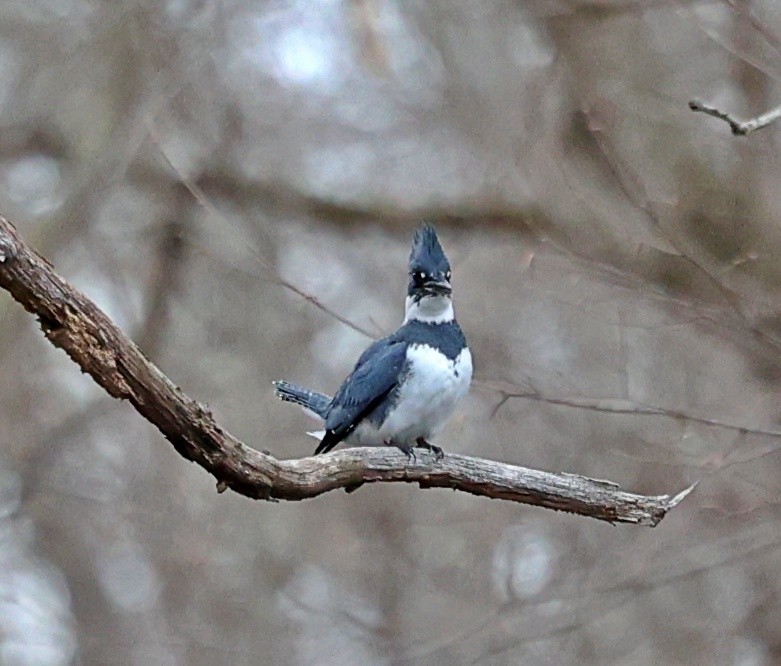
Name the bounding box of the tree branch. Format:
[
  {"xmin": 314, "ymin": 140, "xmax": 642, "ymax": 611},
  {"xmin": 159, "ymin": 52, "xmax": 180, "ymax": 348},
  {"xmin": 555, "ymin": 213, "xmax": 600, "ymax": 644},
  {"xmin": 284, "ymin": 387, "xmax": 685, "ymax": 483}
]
[
  {"xmin": 485, "ymin": 383, "xmax": 781, "ymax": 440},
  {"xmin": 0, "ymin": 213, "xmax": 694, "ymax": 526},
  {"xmin": 688, "ymin": 99, "xmax": 781, "ymax": 135}
]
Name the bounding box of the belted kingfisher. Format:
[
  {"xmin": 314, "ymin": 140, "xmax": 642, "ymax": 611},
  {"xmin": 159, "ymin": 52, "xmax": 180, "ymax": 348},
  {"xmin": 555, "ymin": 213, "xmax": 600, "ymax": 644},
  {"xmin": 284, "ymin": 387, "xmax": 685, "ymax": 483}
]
[{"xmin": 274, "ymin": 224, "xmax": 472, "ymax": 459}]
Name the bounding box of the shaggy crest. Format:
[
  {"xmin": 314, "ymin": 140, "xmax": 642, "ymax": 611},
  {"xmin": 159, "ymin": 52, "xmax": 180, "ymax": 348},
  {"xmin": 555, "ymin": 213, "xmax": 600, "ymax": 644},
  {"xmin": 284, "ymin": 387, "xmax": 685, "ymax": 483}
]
[{"xmin": 408, "ymin": 224, "xmax": 450, "ymax": 274}]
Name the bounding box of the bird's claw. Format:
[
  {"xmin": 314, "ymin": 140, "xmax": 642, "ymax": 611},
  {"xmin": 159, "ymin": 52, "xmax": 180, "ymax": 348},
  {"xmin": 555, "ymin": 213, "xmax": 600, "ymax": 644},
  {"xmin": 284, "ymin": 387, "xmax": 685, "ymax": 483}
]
[
  {"xmin": 392, "ymin": 439, "xmax": 444, "ymax": 463},
  {"xmin": 392, "ymin": 441, "xmax": 417, "ymax": 463},
  {"xmin": 415, "ymin": 438, "xmax": 445, "ymax": 461}
]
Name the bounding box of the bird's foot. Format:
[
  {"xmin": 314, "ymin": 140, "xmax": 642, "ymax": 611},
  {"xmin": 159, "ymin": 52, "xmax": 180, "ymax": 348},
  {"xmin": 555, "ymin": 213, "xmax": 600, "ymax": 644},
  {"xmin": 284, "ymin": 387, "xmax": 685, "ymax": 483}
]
[
  {"xmin": 391, "ymin": 440, "xmax": 417, "ymax": 463},
  {"xmin": 415, "ymin": 437, "xmax": 444, "ymax": 461}
]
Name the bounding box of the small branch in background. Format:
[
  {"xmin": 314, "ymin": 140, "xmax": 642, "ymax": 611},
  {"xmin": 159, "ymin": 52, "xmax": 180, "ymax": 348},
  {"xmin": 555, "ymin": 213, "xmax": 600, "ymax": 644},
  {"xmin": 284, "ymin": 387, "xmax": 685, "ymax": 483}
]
[
  {"xmin": 0, "ymin": 213, "xmax": 694, "ymax": 527},
  {"xmin": 484, "ymin": 382, "xmax": 781, "ymax": 440},
  {"xmin": 138, "ymin": 217, "xmax": 188, "ymax": 357},
  {"xmin": 688, "ymin": 99, "xmax": 781, "ymax": 135},
  {"xmin": 584, "ymin": 102, "xmax": 781, "ymax": 363},
  {"xmin": 150, "ymin": 137, "xmax": 377, "ymax": 340}
]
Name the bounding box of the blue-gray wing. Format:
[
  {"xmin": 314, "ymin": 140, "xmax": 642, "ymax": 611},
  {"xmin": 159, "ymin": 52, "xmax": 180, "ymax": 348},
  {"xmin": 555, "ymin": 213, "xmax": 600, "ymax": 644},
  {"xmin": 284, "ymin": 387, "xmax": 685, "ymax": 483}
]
[{"xmin": 315, "ymin": 339, "xmax": 408, "ymax": 454}]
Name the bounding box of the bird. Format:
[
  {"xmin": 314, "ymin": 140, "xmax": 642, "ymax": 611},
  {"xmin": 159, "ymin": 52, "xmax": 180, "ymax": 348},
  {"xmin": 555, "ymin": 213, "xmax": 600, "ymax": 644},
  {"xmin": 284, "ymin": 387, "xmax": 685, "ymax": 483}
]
[{"xmin": 273, "ymin": 224, "xmax": 472, "ymax": 460}]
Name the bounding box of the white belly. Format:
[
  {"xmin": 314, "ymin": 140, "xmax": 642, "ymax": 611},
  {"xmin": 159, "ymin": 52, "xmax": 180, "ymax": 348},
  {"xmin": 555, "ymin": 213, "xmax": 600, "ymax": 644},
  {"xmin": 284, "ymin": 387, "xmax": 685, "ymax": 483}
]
[{"xmin": 352, "ymin": 344, "xmax": 472, "ymax": 447}]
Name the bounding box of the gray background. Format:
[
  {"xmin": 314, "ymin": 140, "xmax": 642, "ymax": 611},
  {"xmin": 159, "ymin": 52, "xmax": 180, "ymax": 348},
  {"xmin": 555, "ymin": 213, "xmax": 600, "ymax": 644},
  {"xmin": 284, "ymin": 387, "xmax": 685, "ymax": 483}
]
[{"xmin": 1, "ymin": 1, "xmax": 780, "ymax": 664}]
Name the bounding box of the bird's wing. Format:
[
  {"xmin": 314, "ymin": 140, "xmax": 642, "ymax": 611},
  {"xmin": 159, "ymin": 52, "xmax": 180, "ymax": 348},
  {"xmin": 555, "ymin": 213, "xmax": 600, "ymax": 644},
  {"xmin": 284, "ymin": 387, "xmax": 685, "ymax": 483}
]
[{"xmin": 315, "ymin": 339, "xmax": 408, "ymax": 454}]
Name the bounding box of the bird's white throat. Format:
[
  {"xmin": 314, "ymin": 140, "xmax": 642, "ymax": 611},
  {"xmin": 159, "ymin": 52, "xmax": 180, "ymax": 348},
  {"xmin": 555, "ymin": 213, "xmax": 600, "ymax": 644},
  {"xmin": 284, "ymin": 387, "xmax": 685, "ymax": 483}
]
[{"xmin": 404, "ymin": 294, "xmax": 454, "ymax": 325}]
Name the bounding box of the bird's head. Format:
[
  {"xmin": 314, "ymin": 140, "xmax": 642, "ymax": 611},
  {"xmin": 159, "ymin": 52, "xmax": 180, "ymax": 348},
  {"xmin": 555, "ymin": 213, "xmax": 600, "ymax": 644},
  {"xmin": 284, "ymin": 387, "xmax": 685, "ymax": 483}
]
[{"xmin": 404, "ymin": 224, "xmax": 454, "ymax": 324}]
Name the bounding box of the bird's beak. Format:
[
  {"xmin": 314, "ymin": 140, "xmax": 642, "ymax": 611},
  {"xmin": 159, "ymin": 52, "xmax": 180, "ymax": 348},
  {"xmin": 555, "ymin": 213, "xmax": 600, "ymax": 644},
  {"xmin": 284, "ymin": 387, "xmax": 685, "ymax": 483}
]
[{"xmin": 424, "ymin": 278, "xmax": 451, "ymax": 296}]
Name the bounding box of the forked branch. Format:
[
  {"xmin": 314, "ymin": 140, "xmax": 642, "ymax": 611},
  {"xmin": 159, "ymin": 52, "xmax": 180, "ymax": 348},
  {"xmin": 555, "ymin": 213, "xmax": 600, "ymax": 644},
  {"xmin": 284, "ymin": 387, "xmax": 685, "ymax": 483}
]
[
  {"xmin": 0, "ymin": 214, "xmax": 694, "ymax": 526},
  {"xmin": 689, "ymin": 99, "xmax": 781, "ymax": 135}
]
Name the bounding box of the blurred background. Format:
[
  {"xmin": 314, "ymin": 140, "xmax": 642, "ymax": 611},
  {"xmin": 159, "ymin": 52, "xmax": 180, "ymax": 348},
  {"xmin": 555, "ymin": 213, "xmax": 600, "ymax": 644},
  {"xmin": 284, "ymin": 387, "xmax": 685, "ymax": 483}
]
[{"xmin": 1, "ymin": 1, "xmax": 781, "ymax": 664}]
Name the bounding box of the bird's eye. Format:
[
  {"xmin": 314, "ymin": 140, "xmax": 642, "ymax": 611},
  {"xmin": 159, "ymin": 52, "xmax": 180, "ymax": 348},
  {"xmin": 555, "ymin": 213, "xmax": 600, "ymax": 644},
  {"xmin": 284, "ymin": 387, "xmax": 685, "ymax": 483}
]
[
  {"xmin": 445, "ymin": 270, "xmax": 451, "ymax": 280},
  {"xmin": 412, "ymin": 270, "xmax": 426, "ymax": 283}
]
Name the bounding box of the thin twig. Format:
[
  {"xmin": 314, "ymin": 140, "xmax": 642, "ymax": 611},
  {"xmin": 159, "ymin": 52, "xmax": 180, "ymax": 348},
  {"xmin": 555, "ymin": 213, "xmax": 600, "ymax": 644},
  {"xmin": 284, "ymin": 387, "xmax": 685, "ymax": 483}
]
[
  {"xmin": 584, "ymin": 103, "xmax": 781, "ymax": 361},
  {"xmin": 151, "ymin": 134, "xmax": 377, "ymax": 340},
  {"xmin": 689, "ymin": 99, "xmax": 781, "ymax": 135},
  {"xmin": 484, "ymin": 384, "xmax": 781, "ymax": 440},
  {"xmin": 0, "ymin": 213, "xmax": 693, "ymax": 526}
]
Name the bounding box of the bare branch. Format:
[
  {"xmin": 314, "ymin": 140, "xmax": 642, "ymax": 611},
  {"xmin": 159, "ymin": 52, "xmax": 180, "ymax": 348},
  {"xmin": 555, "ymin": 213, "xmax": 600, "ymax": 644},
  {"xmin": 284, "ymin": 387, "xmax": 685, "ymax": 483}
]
[
  {"xmin": 483, "ymin": 383, "xmax": 781, "ymax": 440},
  {"xmin": 584, "ymin": 103, "xmax": 781, "ymax": 360},
  {"xmin": 688, "ymin": 99, "xmax": 781, "ymax": 135},
  {"xmin": 151, "ymin": 138, "xmax": 377, "ymax": 340},
  {"xmin": 0, "ymin": 213, "xmax": 693, "ymax": 526}
]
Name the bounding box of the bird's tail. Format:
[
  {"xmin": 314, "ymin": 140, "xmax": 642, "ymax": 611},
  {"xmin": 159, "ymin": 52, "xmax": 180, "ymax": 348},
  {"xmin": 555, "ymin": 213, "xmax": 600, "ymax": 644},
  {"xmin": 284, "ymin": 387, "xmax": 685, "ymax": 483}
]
[{"xmin": 273, "ymin": 380, "xmax": 331, "ymax": 419}]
